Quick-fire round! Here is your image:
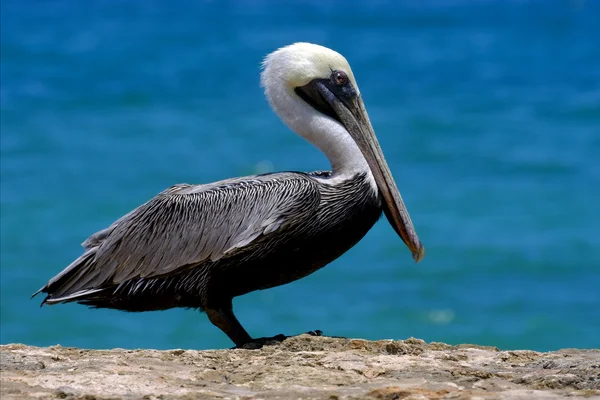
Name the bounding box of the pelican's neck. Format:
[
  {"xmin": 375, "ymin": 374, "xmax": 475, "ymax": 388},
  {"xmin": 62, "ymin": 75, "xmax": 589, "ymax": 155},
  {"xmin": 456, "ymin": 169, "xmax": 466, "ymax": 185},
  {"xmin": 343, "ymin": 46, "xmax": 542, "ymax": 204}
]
[{"xmin": 265, "ymin": 84, "xmax": 370, "ymax": 179}]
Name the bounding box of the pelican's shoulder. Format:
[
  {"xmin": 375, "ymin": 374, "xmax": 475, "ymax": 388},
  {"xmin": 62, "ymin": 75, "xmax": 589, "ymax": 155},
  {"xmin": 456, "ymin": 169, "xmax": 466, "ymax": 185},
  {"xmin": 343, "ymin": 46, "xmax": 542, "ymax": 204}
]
[
  {"xmin": 164, "ymin": 172, "xmax": 321, "ymax": 197},
  {"xmin": 306, "ymin": 170, "xmax": 332, "ymax": 179}
]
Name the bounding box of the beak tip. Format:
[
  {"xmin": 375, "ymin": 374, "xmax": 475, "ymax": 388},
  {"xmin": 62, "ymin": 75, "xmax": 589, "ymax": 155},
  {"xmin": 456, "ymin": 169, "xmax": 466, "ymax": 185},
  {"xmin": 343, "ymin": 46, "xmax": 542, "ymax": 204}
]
[{"xmin": 412, "ymin": 246, "xmax": 425, "ymax": 263}]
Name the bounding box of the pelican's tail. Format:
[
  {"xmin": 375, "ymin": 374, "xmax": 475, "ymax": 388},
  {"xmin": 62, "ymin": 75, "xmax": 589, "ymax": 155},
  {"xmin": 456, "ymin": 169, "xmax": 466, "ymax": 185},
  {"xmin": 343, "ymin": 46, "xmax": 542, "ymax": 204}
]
[{"xmin": 32, "ymin": 248, "xmax": 107, "ymax": 306}]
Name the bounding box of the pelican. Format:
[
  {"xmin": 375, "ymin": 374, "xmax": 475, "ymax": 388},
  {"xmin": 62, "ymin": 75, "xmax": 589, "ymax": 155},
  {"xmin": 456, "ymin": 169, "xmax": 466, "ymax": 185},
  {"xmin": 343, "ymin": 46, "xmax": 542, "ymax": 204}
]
[{"xmin": 34, "ymin": 43, "xmax": 425, "ymax": 348}]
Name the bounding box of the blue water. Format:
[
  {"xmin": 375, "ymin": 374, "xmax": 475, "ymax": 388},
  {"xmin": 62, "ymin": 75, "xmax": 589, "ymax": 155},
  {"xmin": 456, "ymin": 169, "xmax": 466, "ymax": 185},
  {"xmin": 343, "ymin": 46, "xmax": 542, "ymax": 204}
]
[{"xmin": 1, "ymin": 0, "xmax": 599, "ymax": 351}]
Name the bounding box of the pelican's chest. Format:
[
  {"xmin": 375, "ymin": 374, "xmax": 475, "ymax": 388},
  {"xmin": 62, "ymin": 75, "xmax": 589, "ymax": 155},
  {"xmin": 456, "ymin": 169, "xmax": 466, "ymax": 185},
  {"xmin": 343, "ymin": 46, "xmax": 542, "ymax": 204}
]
[{"xmin": 314, "ymin": 172, "xmax": 381, "ymax": 225}]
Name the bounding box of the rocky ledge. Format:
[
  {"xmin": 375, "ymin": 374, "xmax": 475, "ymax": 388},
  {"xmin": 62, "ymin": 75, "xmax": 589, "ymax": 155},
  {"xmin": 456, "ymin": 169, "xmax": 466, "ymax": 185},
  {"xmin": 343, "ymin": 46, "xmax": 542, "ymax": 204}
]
[{"xmin": 1, "ymin": 336, "xmax": 599, "ymax": 399}]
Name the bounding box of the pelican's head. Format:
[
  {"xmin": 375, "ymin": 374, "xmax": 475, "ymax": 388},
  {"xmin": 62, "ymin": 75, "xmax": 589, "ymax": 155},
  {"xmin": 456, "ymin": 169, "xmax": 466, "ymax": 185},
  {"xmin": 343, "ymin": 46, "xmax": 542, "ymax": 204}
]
[
  {"xmin": 261, "ymin": 42, "xmax": 358, "ymax": 94},
  {"xmin": 261, "ymin": 43, "xmax": 425, "ymax": 263}
]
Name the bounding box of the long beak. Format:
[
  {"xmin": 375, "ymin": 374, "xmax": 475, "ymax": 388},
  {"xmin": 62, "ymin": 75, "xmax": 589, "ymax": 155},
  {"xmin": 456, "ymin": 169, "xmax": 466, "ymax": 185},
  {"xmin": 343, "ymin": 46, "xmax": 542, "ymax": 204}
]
[{"xmin": 318, "ymin": 82, "xmax": 425, "ymax": 262}]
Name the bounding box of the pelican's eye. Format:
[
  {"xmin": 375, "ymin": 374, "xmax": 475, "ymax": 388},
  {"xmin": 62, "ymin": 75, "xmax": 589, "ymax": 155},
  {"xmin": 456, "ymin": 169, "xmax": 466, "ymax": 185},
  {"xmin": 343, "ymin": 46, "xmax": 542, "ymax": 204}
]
[{"xmin": 331, "ymin": 70, "xmax": 348, "ymax": 86}]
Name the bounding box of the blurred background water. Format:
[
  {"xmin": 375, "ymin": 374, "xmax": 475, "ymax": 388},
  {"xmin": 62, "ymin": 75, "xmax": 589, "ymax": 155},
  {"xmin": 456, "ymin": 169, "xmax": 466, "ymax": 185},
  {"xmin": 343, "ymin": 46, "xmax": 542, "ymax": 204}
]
[{"xmin": 1, "ymin": 0, "xmax": 599, "ymax": 351}]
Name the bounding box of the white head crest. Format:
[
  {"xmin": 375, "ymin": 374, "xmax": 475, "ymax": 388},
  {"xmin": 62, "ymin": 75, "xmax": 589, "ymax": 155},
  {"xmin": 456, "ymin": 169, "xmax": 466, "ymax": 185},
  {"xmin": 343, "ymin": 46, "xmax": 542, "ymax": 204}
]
[{"xmin": 261, "ymin": 42, "xmax": 359, "ymax": 95}]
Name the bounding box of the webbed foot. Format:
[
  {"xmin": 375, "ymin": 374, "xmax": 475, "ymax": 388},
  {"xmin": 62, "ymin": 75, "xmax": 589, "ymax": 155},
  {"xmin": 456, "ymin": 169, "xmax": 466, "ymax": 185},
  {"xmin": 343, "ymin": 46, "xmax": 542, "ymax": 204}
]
[
  {"xmin": 237, "ymin": 333, "xmax": 287, "ymax": 349},
  {"xmin": 235, "ymin": 330, "xmax": 324, "ymax": 349}
]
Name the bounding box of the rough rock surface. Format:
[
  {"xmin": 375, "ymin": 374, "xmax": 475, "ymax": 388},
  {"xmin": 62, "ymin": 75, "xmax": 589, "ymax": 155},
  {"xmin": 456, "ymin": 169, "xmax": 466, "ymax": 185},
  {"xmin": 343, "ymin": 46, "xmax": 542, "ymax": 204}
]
[{"xmin": 1, "ymin": 336, "xmax": 599, "ymax": 399}]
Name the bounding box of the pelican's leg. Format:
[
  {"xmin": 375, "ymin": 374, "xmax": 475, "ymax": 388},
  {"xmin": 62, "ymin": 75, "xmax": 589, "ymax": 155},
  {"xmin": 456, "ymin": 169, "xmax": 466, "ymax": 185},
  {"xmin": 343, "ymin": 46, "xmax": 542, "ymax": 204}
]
[
  {"xmin": 205, "ymin": 303, "xmax": 321, "ymax": 349},
  {"xmin": 205, "ymin": 304, "xmax": 252, "ymax": 347}
]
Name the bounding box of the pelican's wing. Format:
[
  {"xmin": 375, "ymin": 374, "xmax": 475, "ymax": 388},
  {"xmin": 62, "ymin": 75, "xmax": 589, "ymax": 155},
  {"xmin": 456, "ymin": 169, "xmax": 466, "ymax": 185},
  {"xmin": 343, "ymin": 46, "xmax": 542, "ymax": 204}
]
[{"xmin": 37, "ymin": 173, "xmax": 321, "ymax": 301}]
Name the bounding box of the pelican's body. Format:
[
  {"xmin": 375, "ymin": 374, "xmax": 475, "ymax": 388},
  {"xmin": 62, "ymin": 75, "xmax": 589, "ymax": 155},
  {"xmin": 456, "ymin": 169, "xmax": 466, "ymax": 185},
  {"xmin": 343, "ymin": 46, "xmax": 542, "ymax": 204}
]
[{"xmin": 35, "ymin": 43, "xmax": 424, "ymax": 347}]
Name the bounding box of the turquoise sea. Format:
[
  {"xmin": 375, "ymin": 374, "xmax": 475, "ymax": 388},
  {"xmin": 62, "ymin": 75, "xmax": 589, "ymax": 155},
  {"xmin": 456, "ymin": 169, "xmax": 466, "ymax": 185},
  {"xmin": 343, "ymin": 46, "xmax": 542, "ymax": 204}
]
[{"xmin": 1, "ymin": 0, "xmax": 599, "ymax": 351}]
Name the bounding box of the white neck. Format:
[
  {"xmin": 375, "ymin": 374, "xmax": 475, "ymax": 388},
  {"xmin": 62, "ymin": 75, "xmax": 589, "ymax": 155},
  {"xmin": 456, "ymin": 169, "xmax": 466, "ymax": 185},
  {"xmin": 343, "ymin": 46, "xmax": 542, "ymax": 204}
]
[{"xmin": 265, "ymin": 83, "xmax": 370, "ymax": 179}]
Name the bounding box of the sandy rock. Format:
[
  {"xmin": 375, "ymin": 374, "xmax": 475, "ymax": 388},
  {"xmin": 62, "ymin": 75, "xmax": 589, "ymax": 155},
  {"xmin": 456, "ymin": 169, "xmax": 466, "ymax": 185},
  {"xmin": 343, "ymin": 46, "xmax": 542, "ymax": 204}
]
[{"xmin": 1, "ymin": 336, "xmax": 598, "ymax": 399}]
